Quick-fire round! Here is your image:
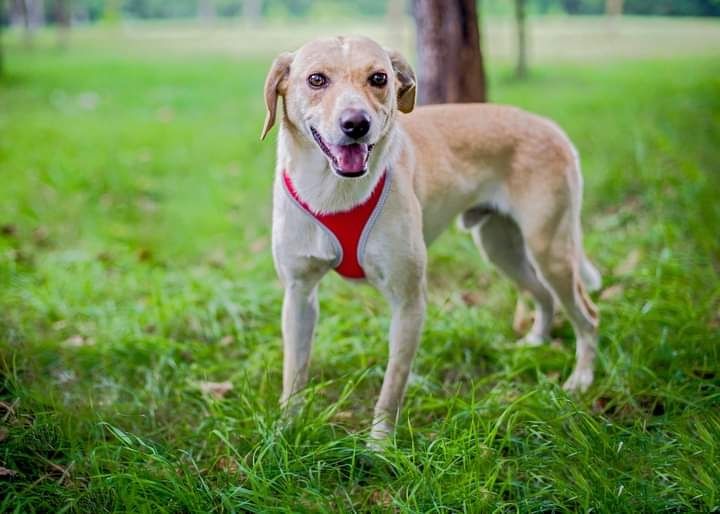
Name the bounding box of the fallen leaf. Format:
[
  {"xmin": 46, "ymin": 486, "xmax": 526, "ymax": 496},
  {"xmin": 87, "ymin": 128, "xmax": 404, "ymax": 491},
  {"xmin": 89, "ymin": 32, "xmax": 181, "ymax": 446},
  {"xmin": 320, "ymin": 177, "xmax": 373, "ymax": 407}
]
[
  {"xmin": 250, "ymin": 238, "xmax": 268, "ymax": 254},
  {"xmin": 614, "ymin": 249, "xmax": 641, "ymax": 276},
  {"xmin": 546, "ymin": 372, "xmax": 560, "ymax": 383},
  {"xmin": 550, "ymin": 339, "xmax": 564, "ymax": 350},
  {"xmin": 136, "ymin": 150, "xmax": 153, "ymax": 164},
  {"xmin": 137, "ymin": 248, "xmax": 153, "ymax": 262},
  {"xmin": 0, "ymin": 466, "xmax": 17, "ymax": 478},
  {"xmin": 460, "ymin": 290, "xmax": 483, "ymax": 307},
  {"xmin": 369, "ymin": 490, "xmax": 394, "ymax": 508},
  {"xmin": 600, "ymin": 284, "xmax": 625, "ymax": 301},
  {"xmin": 0, "ymin": 399, "xmax": 18, "ymax": 421},
  {"xmin": 197, "ymin": 381, "xmax": 233, "ymax": 399},
  {"xmin": 156, "ymin": 106, "xmax": 175, "ymax": 123},
  {"xmin": 97, "ymin": 251, "xmax": 113, "ymax": 263},
  {"xmin": 512, "ymin": 298, "xmax": 533, "ymax": 334},
  {"xmin": 137, "ymin": 197, "xmax": 158, "ymax": 213},
  {"xmin": 216, "ymin": 456, "xmax": 240, "ymax": 474},
  {"xmin": 6, "ymin": 249, "xmax": 33, "ymax": 265},
  {"xmin": 0, "ymin": 224, "xmax": 17, "ymax": 237},
  {"xmin": 710, "ymin": 307, "xmax": 720, "ymax": 329},
  {"xmin": 63, "ymin": 335, "xmax": 95, "ymax": 348},
  {"xmin": 53, "ymin": 369, "xmax": 76, "ymax": 384},
  {"xmin": 219, "ymin": 335, "xmax": 234, "ymax": 347},
  {"xmin": 207, "ymin": 250, "xmax": 226, "ymax": 268},
  {"xmin": 592, "ymin": 397, "xmax": 609, "ymax": 413},
  {"xmin": 226, "ymin": 162, "xmax": 241, "ymax": 176},
  {"xmin": 77, "ymin": 91, "xmax": 100, "ymax": 110},
  {"xmin": 32, "ymin": 226, "xmax": 50, "ymax": 246}
]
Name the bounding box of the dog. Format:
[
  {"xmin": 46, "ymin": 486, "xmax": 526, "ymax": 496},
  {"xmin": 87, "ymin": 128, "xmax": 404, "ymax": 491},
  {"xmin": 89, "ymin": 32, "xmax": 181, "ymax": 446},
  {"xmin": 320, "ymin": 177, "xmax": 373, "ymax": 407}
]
[{"xmin": 260, "ymin": 36, "xmax": 601, "ymax": 444}]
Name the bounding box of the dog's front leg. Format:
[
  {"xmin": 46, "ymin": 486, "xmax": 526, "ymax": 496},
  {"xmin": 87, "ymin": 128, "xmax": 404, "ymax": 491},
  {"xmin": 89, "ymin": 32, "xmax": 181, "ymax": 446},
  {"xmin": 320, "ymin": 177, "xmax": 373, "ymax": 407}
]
[
  {"xmin": 280, "ymin": 278, "xmax": 320, "ymax": 413},
  {"xmin": 370, "ymin": 290, "xmax": 426, "ymax": 445}
]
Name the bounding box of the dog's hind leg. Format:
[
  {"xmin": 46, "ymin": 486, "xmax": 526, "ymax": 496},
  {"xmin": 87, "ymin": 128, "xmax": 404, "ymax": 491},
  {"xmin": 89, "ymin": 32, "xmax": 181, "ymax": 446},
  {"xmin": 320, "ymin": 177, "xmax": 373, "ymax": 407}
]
[
  {"xmin": 514, "ymin": 200, "xmax": 599, "ymax": 392},
  {"xmin": 464, "ymin": 208, "xmax": 555, "ymax": 345}
]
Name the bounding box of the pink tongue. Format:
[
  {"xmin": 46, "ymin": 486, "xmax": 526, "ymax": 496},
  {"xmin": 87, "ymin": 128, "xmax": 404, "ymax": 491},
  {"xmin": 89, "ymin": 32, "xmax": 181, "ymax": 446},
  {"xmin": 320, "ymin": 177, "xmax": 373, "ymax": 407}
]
[{"xmin": 330, "ymin": 143, "xmax": 368, "ymax": 173}]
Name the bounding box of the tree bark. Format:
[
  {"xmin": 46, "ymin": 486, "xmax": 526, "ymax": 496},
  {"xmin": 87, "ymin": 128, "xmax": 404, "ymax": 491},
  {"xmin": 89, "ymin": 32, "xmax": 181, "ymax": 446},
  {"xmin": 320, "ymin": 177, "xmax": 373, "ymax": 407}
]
[
  {"xmin": 197, "ymin": 0, "xmax": 216, "ymax": 21},
  {"xmin": 412, "ymin": 0, "xmax": 486, "ymax": 104},
  {"xmin": 514, "ymin": 0, "xmax": 527, "ymax": 79},
  {"xmin": 242, "ymin": 0, "xmax": 261, "ymax": 25},
  {"xmin": 12, "ymin": 0, "xmax": 33, "ymax": 47},
  {"xmin": 606, "ymin": 0, "xmax": 623, "ymax": 16},
  {"xmin": 0, "ymin": 7, "xmax": 4, "ymax": 76},
  {"xmin": 55, "ymin": 0, "xmax": 70, "ymax": 48},
  {"xmin": 27, "ymin": 0, "xmax": 43, "ymax": 29},
  {"xmin": 386, "ymin": 0, "xmax": 405, "ymax": 51}
]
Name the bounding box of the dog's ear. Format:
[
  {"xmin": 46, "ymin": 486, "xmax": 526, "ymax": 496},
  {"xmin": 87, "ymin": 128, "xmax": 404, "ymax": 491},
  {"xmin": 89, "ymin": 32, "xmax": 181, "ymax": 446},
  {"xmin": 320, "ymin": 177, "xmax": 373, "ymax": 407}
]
[
  {"xmin": 386, "ymin": 49, "xmax": 416, "ymax": 114},
  {"xmin": 260, "ymin": 52, "xmax": 294, "ymax": 141}
]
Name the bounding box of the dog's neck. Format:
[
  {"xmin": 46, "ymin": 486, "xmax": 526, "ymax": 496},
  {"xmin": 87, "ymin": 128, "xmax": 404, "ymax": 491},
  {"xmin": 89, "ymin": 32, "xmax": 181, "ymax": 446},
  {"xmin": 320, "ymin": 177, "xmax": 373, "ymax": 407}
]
[{"xmin": 277, "ymin": 121, "xmax": 398, "ymax": 214}]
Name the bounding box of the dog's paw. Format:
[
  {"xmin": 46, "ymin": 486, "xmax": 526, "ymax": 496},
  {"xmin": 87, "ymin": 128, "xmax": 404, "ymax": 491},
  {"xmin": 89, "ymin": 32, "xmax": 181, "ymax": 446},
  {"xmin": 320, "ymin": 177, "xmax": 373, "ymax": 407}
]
[
  {"xmin": 279, "ymin": 393, "xmax": 306, "ymax": 422},
  {"xmin": 367, "ymin": 419, "xmax": 393, "ymax": 452},
  {"xmin": 366, "ymin": 437, "xmax": 390, "ymax": 453},
  {"xmin": 562, "ymin": 367, "xmax": 594, "ymax": 393},
  {"xmin": 517, "ymin": 333, "xmax": 545, "ymax": 347}
]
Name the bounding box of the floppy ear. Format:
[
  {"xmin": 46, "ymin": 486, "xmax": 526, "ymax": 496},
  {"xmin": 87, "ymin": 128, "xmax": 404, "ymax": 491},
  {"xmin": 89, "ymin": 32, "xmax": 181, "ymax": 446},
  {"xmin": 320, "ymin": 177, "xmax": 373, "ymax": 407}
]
[
  {"xmin": 386, "ymin": 49, "xmax": 416, "ymax": 114},
  {"xmin": 260, "ymin": 52, "xmax": 294, "ymax": 141}
]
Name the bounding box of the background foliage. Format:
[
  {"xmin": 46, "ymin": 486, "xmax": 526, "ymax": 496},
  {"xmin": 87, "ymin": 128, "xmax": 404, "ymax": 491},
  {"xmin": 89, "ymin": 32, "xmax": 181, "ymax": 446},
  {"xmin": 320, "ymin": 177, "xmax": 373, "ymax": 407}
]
[{"xmin": 2, "ymin": 0, "xmax": 720, "ymax": 24}]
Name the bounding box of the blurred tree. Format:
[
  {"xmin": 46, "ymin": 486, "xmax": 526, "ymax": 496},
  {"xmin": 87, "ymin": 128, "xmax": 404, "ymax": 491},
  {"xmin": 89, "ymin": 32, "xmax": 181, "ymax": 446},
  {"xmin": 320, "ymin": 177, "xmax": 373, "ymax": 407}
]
[
  {"xmin": 385, "ymin": 0, "xmax": 405, "ymax": 51},
  {"xmin": 285, "ymin": 0, "xmax": 311, "ymax": 16},
  {"xmin": 103, "ymin": 0, "xmax": 121, "ymax": 23},
  {"xmin": 412, "ymin": 0, "xmax": 486, "ymax": 104},
  {"xmin": 11, "ymin": 0, "xmax": 35, "ymax": 47},
  {"xmin": 624, "ymin": 0, "xmax": 720, "ymax": 16},
  {"xmin": 606, "ymin": 0, "xmax": 623, "ymax": 15},
  {"xmin": 514, "ymin": 0, "xmax": 527, "ymax": 79},
  {"xmin": 242, "ymin": 0, "xmax": 261, "ymax": 23},
  {"xmin": 0, "ymin": 1, "xmax": 4, "ymax": 77},
  {"xmin": 197, "ymin": 0, "xmax": 216, "ymax": 20},
  {"xmin": 53, "ymin": 0, "xmax": 70, "ymax": 47},
  {"xmin": 554, "ymin": 0, "xmax": 720, "ymax": 15}
]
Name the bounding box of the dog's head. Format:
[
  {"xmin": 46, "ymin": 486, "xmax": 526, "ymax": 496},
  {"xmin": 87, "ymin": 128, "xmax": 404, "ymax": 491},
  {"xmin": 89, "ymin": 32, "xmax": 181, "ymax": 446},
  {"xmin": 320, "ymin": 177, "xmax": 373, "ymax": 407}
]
[{"xmin": 260, "ymin": 36, "xmax": 415, "ymax": 178}]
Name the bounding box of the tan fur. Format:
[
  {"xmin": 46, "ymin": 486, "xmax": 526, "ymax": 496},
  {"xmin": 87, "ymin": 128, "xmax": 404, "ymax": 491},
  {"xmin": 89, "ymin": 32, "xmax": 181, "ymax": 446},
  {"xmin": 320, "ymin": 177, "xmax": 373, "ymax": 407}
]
[{"xmin": 263, "ymin": 36, "xmax": 601, "ymax": 446}]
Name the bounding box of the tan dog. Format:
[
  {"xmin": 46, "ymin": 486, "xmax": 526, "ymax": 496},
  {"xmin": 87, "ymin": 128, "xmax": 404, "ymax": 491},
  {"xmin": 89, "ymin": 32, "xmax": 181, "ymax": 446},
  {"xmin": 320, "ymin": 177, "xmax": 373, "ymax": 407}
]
[{"xmin": 261, "ymin": 36, "xmax": 601, "ymax": 444}]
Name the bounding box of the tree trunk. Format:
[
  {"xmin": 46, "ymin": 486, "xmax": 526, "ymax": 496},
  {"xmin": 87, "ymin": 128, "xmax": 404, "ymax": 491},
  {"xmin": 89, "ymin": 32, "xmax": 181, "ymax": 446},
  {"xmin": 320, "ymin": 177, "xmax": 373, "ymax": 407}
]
[
  {"xmin": 606, "ymin": 0, "xmax": 623, "ymax": 16},
  {"xmin": 197, "ymin": 0, "xmax": 216, "ymax": 21},
  {"xmin": 0, "ymin": 6, "xmax": 4, "ymax": 77},
  {"xmin": 386, "ymin": 0, "xmax": 405, "ymax": 51},
  {"xmin": 242, "ymin": 0, "xmax": 261, "ymax": 25},
  {"xmin": 412, "ymin": 0, "xmax": 486, "ymax": 104},
  {"xmin": 27, "ymin": 0, "xmax": 43, "ymax": 29},
  {"xmin": 55, "ymin": 0, "xmax": 70, "ymax": 48},
  {"xmin": 11, "ymin": 0, "xmax": 33, "ymax": 47},
  {"xmin": 514, "ymin": 0, "xmax": 527, "ymax": 79}
]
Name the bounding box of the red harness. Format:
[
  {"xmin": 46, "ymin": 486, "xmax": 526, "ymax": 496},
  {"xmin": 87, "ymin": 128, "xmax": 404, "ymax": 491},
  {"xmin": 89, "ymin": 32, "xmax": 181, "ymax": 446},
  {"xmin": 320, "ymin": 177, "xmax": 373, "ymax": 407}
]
[{"xmin": 282, "ymin": 171, "xmax": 390, "ymax": 279}]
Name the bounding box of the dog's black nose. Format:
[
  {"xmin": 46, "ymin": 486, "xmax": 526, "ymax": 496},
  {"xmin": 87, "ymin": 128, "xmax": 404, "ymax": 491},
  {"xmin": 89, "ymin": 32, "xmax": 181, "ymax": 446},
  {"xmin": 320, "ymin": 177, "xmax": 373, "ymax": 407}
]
[{"xmin": 339, "ymin": 109, "xmax": 371, "ymax": 140}]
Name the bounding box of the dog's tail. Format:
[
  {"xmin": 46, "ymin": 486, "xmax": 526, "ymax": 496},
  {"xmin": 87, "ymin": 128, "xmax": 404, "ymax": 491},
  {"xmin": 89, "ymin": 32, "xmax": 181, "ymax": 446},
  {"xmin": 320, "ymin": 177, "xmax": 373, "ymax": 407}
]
[
  {"xmin": 456, "ymin": 205, "xmax": 495, "ymax": 231},
  {"xmin": 580, "ymin": 254, "xmax": 602, "ymax": 293}
]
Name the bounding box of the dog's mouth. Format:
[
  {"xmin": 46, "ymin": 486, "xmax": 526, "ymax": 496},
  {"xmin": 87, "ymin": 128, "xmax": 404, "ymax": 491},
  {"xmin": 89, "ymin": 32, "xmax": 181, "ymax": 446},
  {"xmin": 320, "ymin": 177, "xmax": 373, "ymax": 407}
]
[{"xmin": 311, "ymin": 127, "xmax": 374, "ymax": 178}]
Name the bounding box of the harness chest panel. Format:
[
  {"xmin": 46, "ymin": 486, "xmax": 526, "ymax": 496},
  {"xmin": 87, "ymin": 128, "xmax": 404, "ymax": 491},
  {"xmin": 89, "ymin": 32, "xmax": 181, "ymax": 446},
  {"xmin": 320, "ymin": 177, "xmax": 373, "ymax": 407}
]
[{"xmin": 282, "ymin": 171, "xmax": 390, "ymax": 279}]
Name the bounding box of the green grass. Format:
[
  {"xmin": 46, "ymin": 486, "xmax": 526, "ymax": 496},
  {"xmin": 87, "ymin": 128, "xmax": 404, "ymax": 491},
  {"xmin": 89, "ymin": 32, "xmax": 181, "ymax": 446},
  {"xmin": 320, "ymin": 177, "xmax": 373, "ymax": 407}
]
[{"xmin": 1, "ymin": 22, "xmax": 720, "ymax": 513}]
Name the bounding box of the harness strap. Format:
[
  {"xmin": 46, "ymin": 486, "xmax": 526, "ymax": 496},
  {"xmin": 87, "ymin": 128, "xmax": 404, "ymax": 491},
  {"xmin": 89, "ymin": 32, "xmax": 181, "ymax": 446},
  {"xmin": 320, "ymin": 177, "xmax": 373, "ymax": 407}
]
[{"xmin": 281, "ymin": 171, "xmax": 391, "ymax": 279}]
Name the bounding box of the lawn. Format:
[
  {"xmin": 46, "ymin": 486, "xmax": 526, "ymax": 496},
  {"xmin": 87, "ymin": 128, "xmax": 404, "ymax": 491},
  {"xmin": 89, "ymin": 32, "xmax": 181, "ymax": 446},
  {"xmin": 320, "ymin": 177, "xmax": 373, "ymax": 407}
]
[{"xmin": 1, "ymin": 18, "xmax": 720, "ymax": 513}]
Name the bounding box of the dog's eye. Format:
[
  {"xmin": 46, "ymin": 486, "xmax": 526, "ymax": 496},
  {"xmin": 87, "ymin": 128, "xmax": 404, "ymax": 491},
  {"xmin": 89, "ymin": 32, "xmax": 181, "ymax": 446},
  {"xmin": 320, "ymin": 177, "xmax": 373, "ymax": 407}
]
[
  {"xmin": 369, "ymin": 72, "xmax": 387, "ymax": 88},
  {"xmin": 307, "ymin": 73, "xmax": 328, "ymax": 89}
]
